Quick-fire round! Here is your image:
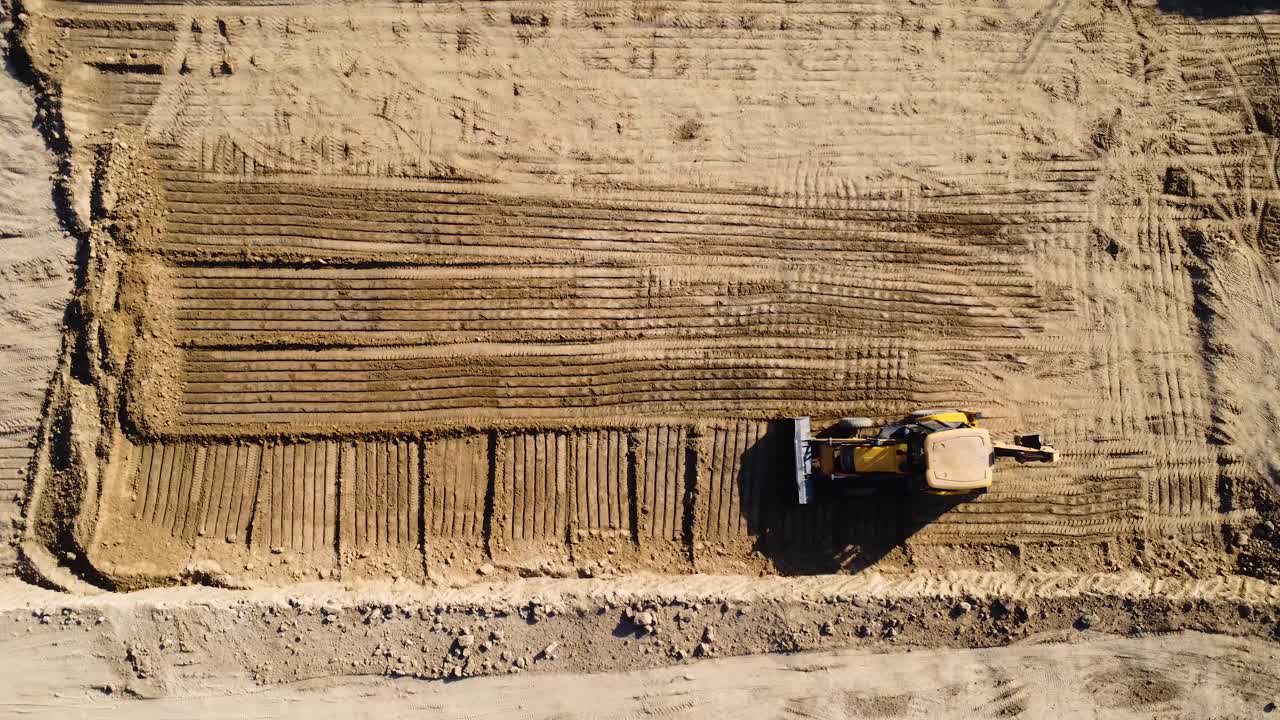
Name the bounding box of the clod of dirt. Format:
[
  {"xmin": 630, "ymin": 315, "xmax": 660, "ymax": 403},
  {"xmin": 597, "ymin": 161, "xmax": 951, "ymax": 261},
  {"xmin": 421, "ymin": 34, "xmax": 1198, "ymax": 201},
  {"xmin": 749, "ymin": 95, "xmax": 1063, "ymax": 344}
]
[
  {"xmin": 477, "ymin": 563, "xmax": 495, "ymax": 576},
  {"xmin": 634, "ymin": 610, "xmax": 656, "ymax": 633}
]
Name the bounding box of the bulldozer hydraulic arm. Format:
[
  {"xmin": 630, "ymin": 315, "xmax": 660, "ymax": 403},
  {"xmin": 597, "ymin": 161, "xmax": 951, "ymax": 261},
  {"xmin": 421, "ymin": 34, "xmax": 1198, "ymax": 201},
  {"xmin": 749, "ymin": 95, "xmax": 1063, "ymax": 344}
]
[{"xmin": 992, "ymin": 441, "xmax": 1057, "ymax": 464}]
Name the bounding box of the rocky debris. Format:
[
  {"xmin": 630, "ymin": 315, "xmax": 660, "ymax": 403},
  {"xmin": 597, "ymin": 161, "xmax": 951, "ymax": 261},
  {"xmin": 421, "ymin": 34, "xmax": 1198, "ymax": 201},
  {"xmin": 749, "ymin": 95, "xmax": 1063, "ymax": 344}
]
[
  {"xmin": 577, "ymin": 559, "xmax": 619, "ymax": 578},
  {"xmin": 624, "ymin": 607, "xmax": 659, "ymax": 635},
  {"xmin": 123, "ymin": 646, "xmax": 149, "ymax": 679},
  {"xmin": 8, "ymin": 568, "xmax": 1280, "ymax": 689},
  {"xmin": 1076, "ymin": 612, "xmax": 1100, "ymax": 630},
  {"xmin": 526, "ymin": 602, "xmax": 560, "ymax": 623},
  {"xmin": 477, "ymin": 563, "xmax": 495, "ymax": 576},
  {"xmin": 952, "ymin": 600, "xmax": 973, "ymax": 618}
]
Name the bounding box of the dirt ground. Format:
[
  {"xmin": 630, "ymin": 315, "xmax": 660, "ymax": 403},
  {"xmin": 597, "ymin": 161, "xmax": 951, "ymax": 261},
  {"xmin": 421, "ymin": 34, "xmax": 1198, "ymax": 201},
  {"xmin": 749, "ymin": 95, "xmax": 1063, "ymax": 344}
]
[
  {"xmin": 2, "ymin": 613, "xmax": 1277, "ymax": 719},
  {"xmin": 0, "ymin": 49, "xmax": 74, "ymax": 576},
  {"xmin": 2, "ymin": 0, "xmax": 1280, "ymax": 715},
  {"xmin": 11, "ymin": 0, "xmax": 1280, "ymax": 590},
  {"xmin": 0, "ymin": 576, "xmax": 1277, "ymax": 717}
]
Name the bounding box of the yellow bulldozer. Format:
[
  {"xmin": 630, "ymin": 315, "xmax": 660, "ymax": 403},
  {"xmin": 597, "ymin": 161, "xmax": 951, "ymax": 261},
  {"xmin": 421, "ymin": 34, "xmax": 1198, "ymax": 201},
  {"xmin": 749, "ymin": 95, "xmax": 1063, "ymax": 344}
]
[{"xmin": 791, "ymin": 409, "xmax": 1057, "ymax": 504}]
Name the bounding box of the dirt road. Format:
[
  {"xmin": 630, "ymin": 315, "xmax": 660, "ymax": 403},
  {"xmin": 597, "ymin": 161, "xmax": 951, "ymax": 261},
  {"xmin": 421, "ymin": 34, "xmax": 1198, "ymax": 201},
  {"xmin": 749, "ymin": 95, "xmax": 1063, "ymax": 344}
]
[{"xmin": 0, "ymin": 606, "xmax": 1274, "ymax": 720}]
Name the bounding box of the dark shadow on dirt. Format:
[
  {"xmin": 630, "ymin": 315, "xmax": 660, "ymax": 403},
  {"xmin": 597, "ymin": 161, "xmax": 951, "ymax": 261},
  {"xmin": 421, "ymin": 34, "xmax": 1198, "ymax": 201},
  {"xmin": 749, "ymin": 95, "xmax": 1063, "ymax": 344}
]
[
  {"xmin": 1157, "ymin": 0, "xmax": 1280, "ymax": 17},
  {"xmin": 738, "ymin": 420, "xmax": 964, "ymax": 575}
]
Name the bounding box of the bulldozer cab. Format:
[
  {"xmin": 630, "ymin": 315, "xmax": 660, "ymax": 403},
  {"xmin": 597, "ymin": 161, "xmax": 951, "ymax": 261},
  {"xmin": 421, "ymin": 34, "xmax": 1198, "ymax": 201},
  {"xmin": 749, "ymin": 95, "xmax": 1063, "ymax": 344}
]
[{"xmin": 922, "ymin": 427, "xmax": 994, "ymax": 492}]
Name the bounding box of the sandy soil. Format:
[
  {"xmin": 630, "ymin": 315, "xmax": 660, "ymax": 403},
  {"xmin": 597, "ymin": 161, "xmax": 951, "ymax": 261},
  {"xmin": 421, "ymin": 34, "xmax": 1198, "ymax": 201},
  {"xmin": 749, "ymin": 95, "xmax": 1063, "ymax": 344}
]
[
  {"xmin": 1, "ymin": 623, "xmax": 1275, "ymax": 719},
  {"xmin": 6, "ymin": 0, "xmax": 1279, "ymax": 591},
  {"xmin": 1, "ymin": 0, "xmax": 1280, "ymax": 713},
  {"xmin": 0, "ymin": 50, "xmax": 74, "ymax": 573},
  {"xmin": 0, "ymin": 577, "xmax": 1276, "ymax": 718},
  {"xmin": 0, "ymin": 60, "xmax": 70, "ymax": 437}
]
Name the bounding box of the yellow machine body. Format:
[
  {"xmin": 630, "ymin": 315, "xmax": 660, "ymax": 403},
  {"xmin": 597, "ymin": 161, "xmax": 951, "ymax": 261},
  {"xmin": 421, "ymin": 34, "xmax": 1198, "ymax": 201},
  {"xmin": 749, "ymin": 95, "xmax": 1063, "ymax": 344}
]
[
  {"xmin": 792, "ymin": 410, "xmax": 1055, "ymax": 504},
  {"xmin": 852, "ymin": 444, "xmax": 908, "ymax": 474}
]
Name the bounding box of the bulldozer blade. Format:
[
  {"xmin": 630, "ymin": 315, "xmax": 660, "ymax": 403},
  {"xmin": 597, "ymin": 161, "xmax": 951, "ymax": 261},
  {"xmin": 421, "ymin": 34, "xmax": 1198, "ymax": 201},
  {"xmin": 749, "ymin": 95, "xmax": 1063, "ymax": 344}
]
[{"xmin": 792, "ymin": 416, "xmax": 815, "ymax": 505}]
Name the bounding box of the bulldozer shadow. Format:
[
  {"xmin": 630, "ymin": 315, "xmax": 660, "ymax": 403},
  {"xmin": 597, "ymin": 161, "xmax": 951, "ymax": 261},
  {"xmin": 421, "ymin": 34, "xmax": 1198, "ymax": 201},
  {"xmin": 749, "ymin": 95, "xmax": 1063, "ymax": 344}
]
[
  {"xmin": 1156, "ymin": 0, "xmax": 1280, "ymax": 18},
  {"xmin": 735, "ymin": 420, "xmax": 965, "ymax": 575}
]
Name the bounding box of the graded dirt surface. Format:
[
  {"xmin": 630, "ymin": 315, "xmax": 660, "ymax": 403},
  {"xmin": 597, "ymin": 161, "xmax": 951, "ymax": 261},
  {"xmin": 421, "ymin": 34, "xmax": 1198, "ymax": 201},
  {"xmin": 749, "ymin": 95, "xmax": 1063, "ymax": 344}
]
[
  {"xmin": 12, "ymin": 0, "xmax": 1280, "ymax": 588},
  {"xmin": 2, "ymin": 0, "xmax": 1280, "ymax": 712}
]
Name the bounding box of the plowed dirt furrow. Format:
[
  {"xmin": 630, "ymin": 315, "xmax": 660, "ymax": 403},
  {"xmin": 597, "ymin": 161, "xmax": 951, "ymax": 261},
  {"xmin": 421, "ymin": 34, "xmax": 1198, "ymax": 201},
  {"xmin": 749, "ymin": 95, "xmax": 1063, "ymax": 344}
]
[
  {"xmin": 636, "ymin": 426, "xmax": 688, "ymax": 545},
  {"xmin": 163, "ymin": 266, "xmax": 1039, "ymax": 342},
  {"xmin": 492, "ymin": 432, "xmax": 572, "ymax": 567},
  {"xmin": 692, "ymin": 420, "xmax": 775, "ymax": 573},
  {"xmin": 172, "ymin": 342, "xmax": 932, "ymax": 428},
  {"xmin": 155, "ymin": 180, "xmax": 1063, "ymax": 263},
  {"xmin": 337, "ymin": 440, "xmax": 421, "ymax": 555},
  {"xmin": 423, "ymin": 435, "xmax": 487, "ymax": 565},
  {"xmin": 249, "ymin": 441, "xmax": 338, "ymax": 554},
  {"xmin": 158, "ymin": 177, "xmax": 1059, "ymax": 226},
  {"xmin": 193, "ymin": 443, "xmax": 261, "ymax": 544}
]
